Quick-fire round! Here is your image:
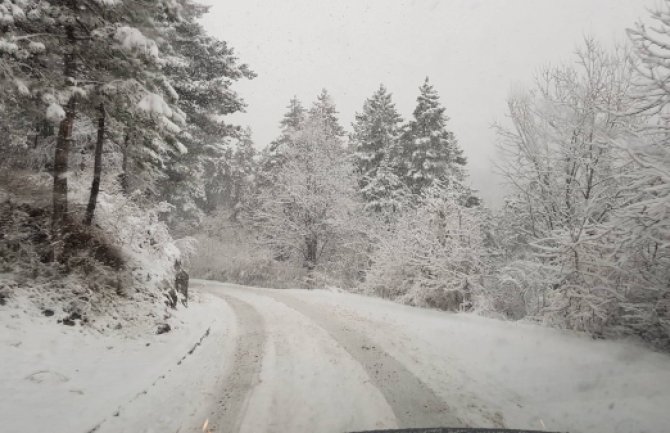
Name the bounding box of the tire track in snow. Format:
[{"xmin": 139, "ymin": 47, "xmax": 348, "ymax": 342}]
[
  {"xmin": 208, "ymin": 295, "xmax": 266, "ymax": 433},
  {"xmin": 203, "ymin": 283, "xmax": 398, "ymax": 433},
  {"xmin": 265, "ymin": 291, "xmax": 464, "ymax": 429}
]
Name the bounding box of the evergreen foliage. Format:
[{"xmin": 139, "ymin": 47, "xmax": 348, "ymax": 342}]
[
  {"xmin": 351, "ymin": 84, "xmax": 405, "ymax": 212},
  {"xmin": 400, "ymin": 77, "xmax": 466, "ymax": 196}
]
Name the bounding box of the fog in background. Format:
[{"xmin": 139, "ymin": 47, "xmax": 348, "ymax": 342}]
[{"xmin": 201, "ymin": 0, "xmax": 655, "ymax": 207}]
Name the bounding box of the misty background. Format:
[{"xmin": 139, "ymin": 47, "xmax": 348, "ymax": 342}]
[{"xmin": 201, "ymin": 0, "xmax": 655, "ymax": 206}]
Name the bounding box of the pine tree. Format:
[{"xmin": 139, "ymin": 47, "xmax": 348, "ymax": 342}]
[
  {"xmin": 351, "ymin": 84, "xmax": 403, "ymax": 200},
  {"xmin": 308, "ymin": 89, "xmax": 345, "ymax": 137},
  {"xmin": 280, "ymin": 96, "xmax": 307, "ymax": 133},
  {"xmin": 230, "ymin": 128, "xmax": 256, "ymax": 220},
  {"xmin": 400, "ymin": 77, "xmax": 466, "ymax": 196},
  {"xmin": 359, "ymin": 154, "xmax": 409, "ymax": 214},
  {"xmin": 259, "ymin": 97, "xmax": 307, "ymax": 187},
  {"xmin": 1, "ymin": 1, "xmax": 83, "ymax": 229},
  {"xmin": 267, "ymin": 97, "xmax": 306, "ymax": 156},
  {"xmin": 158, "ymin": 1, "xmax": 255, "ymax": 226},
  {"xmin": 166, "ymin": 3, "xmax": 255, "ymax": 147},
  {"xmin": 83, "ymin": 1, "xmax": 188, "ymax": 224},
  {"xmin": 0, "ymin": 1, "xmax": 182, "ymax": 230}
]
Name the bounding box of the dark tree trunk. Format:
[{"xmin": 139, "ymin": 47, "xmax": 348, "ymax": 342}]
[
  {"xmin": 85, "ymin": 103, "xmax": 105, "ymax": 225},
  {"xmin": 230, "ymin": 176, "xmax": 242, "ymax": 221},
  {"xmin": 119, "ymin": 130, "xmax": 130, "ymax": 195},
  {"xmin": 52, "ymin": 18, "xmax": 77, "ymax": 232},
  {"xmin": 304, "ymin": 235, "xmax": 318, "ymax": 289},
  {"xmin": 52, "ymin": 94, "xmax": 76, "ymax": 229},
  {"xmin": 305, "ymin": 235, "xmax": 318, "ymax": 271}
]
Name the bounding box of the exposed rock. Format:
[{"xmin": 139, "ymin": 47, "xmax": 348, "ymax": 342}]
[
  {"xmin": 175, "ymin": 268, "xmax": 189, "ymax": 306},
  {"xmin": 156, "ymin": 323, "xmax": 171, "ymax": 335},
  {"xmin": 164, "ymin": 289, "xmax": 178, "ymax": 309},
  {"xmin": 61, "ymin": 311, "xmax": 83, "ymax": 326},
  {"xmin": 424, "ymin": 288, "xmax": 464, "ymax": 312}
]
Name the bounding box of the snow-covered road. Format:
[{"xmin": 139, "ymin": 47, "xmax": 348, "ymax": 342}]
[
  {"xmin": 199, "ymin": 282, "xmax": 457, "ymax": 433},
  {"xmin": 3, "ymin": 280, "xmax": 670, "ymax": 433},
  {"xmin": 196, "ymin": 281, "xmax": 670, "ymax": 433}
]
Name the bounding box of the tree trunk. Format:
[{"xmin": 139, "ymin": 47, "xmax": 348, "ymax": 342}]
[
  {"xmin": 304, "ymin": 235, "xmax": 318, "ymax": 289},
  {"xmin": 305, "ymin": 235, "xmax": 318, "ymax": 271},
  {"xmin": 119, "ymin": 130, "xmax": 130, "ymax": 195},
  {"xmin": 85, "ymin": 103, "xmax": 105, "ymax": 225},
  {"xmin": 230, "ymin": 176, "xmax": 242, "ymax": 221},
  {"xmin": 52, "ymin": 95, "xmax": 76, "ymax": 229},
  {"xmin": 52, "ymin": 20, "xmax": 77, "ymax": 232}
]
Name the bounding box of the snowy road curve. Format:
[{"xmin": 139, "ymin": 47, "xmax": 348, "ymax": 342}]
[
  {"xmin": 199, "ymin": 282, "xmax": 461, "ymax": 433},
  {"xmin": 193, "ymin": 280, "xmax": 670, "ymax": 433}
]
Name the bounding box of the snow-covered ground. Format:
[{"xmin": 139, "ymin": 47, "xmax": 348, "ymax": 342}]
[
  {"xmin": 2, "ymin": 280, "xmax": 670, "ymax": 433},
  {"xmin": 198, "ymin": 281, "xmax": 670, "ymax": 433},
  {"xmin": 274, "ymin": 287, "xmax": 670, "ymax": 433},
  {"xmin": 0, "ymin": 290, "xmax": 234, "ymax": 433}
]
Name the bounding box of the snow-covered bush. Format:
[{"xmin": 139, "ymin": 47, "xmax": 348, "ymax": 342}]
[
  {"xmin": 0, "ymin": 173, "xmax": 186, "ymax": 298},
  {"xmin": 0, "ymin": 108, "xmax": 189, "ymax": 319},
  {"xmin": 190, "ymin": 209, "xmax": 306, "ymax": 289},
  {"xmin": 364, "ymin": 181, "xmax": 484, "ymax": 311}
]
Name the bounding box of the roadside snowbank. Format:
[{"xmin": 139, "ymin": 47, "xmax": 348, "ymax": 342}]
[{"xmin": 0, "ymin": 291, "xmax": 234, "ymax": 433}]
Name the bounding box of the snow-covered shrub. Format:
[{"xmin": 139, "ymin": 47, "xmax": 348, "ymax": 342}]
[
  {"xmin": 0, "ymin": 163, "xmax": 190, "ymax": 324},
  {"xmin": 364, "ymin": 181, "xmax": 484, "ymax": 311},
  {"xmin": 94, "ymin": 192, "xmax": 183, "ymax": 292},
  {"xmin": 486, "ymin": 261, "xmax": 554, "ymax": 320},
  {"xmin": 0, "ymin": 196, "xmax": 124, "ymax": 321},
  {"xmin": 190, "ymin": 210, "xmax": 306, "ymax": 289}
]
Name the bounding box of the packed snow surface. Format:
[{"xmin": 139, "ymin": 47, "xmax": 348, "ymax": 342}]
[
  {"xmin": 2, "ymin": 280, "xmax": 669, "ymax": 433},
  {"xmin": 198, "ymin": 282, "xmax": 670, "ymax": 433},
  {"xmin": 0, "ymin": 291, "xmax": 235, "ymax": 433}
]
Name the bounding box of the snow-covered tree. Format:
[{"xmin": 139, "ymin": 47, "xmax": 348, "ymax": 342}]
[
  {"xmin": 359, "ymin": 157, "xmax": 410, "ymax": 214},
  {"xmin": 0, "ymin": 1, "xmax": 247, "ymax": 315},
  {"xmin": 251, "ymin": 115, "xmax": 363, "ymax": 279},
  {"xmin": 166, "ymin": 2, "xmax": 254, "ymax": 145},
  {"xmin": 82, "ymin": 1, "xmax": 191, "ymax": 224},
  {"xmin": 364, "ymin": 180, "xmax": 484, "ymax": 310},
  {"xmin": 492, "ymin": 39, "xmax": 668, "ymax": 339},
  {"xmin": 617, "ymin": 3, "xmax": 670, "ymax": 346},
  {"xmin": 280, "ymin": 96, "xmax": 307, "ymax": 132},
  {"xmin": 159, "ymin": 2, "xmax": 255, "ymax": 227},
  {"xmin": 261, "ymin": 97, "xmax": 307, "ymax": 180},
  {"xmin": 228, "ymin": 128, "xmax": 256, "ymax": 220},
  {"xmin": 0, "ymin": 0, "xmax": 255, "ymax": 299},
  {"xmin": 308, "ymin": 88, "xmax": 345, "ymax": 137},
  {"xmin": 351, "ymin": 84, "xmax": 405, "ymax": 211},
  {"xmin": 0, "ymin": 0, "xmax": 86, "ymax": 228},
  {"xmin": 400, "ymin": 77, "xmax": 467, "ymax": 197},
  {"xmin": 0, "ymin": 0, "xmax": 190, "ymax": 229}
]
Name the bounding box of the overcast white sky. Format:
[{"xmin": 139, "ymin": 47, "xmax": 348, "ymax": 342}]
[{"xmin": 201, "ymin": 0, "xmax": 657, "ymax": 207}]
